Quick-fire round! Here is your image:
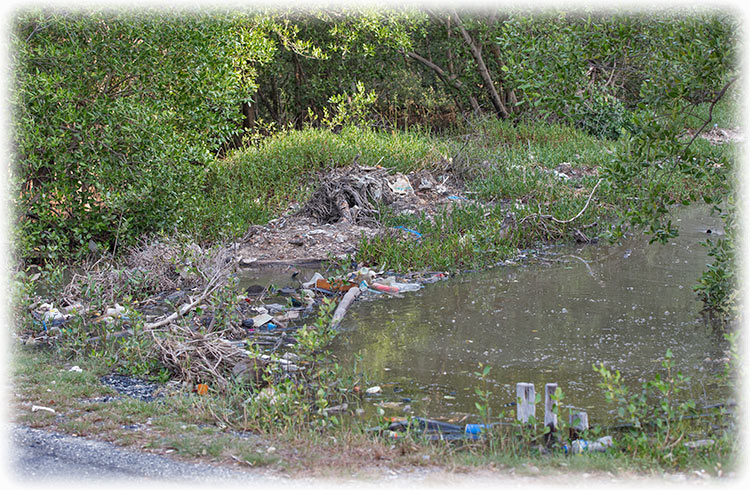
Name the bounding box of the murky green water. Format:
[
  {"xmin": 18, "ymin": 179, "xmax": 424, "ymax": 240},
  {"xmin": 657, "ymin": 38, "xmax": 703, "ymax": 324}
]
[{"xmin": 332, "ymin": 206, "xmax": 730, "ymax": 423}]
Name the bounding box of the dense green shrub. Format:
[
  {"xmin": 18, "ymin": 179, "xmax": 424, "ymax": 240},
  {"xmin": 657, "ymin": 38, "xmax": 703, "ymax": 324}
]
[{"xmin": 11, "ymin": 11, "xmax": 265, "ymax": 262}]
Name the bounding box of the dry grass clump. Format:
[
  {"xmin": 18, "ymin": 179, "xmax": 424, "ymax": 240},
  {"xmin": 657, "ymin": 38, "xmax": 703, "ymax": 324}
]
[
  {"xmin": 61, "ymin": 236, "xmax": 236, "ymax": 307},
  {"xmin": 150, "ymin": 323, "xmax": 256, "ymax": 390}
]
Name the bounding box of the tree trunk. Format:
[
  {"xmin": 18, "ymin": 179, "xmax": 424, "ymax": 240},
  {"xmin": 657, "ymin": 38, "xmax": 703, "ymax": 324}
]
[
  {"xmin": 405, "ymin": 50, "xmax": 481, "ymax": 116},
  {"xmin": 451, "ymin": 11, "xmax": 510, "ymax": 120},
  {"xmin": 242, "ymin": 99, "xmax": 256, "ymax": 131},
  {"xmin": 488, "ymin": 42, "xmax": 515, "ymax": 115}
]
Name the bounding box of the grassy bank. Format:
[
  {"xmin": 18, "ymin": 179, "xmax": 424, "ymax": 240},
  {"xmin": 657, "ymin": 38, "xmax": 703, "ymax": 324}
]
[{"xmin": 181, "ymin": 125, "xmax": 450, "ymax": 241}]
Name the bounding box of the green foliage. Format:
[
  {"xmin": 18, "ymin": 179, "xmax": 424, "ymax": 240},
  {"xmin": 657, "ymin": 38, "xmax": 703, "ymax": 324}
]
[
  {"xmin": 356, "ymin": 204, "xmax": 517, "ymax": 272},
  {"xmin": 250, "ymin": 8, "xmax": 438, "ymax": 130},
  {"xmin": 13, "ymin": 8, "xmax": 739, "ymax": 276},
  {"xmin": 593, "ymin": 351, "xmax": 730, "ymax": 467},
  {"xmin": 316, "ymin": 81, "xmax": 379, "ymax": 130},
  {"xmin": 11, "ymin": 10, "xmax": 272, "ymax": 262},
  {"xmin": 599, "ymin": 12, "xmax": 738, "ymax": 318},
  {"xmin": 473, "ymin": 362, "xmax": 493, "ymax": 426},
  {"xmin": 241, "ymin": 297, "xmax": 358, "ymax": 433},
  {"xmin": 496, "ymin": 13, "xmax": 644, "ymax": 131},
  {"xmin": 694, "ymin": 199, "xmax": 738, "ymax": 318},
  {"xmin": 573, "ymin": 92, "xmax": 630, "ymax": 140}
]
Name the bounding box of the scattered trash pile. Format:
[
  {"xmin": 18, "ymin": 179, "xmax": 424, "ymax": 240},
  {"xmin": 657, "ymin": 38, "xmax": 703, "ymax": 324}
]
[
  {"xmin": 237, "ymin": 266, "xmax": 448, "ymax": 349},
  {"xmin": 21, "ymin": 254, "xmax": 447, "ymax": 398},
  {"xmin": 18, "ymin": 162, "xmax": 466, "ymax": 410},
  {"xmin": 368, "ymin": 415, "xmax": 616, "ymax": 453},
  {"xmin": 548, "ymin": 162, "xmax": 599, "ymax": 181},
  {"xmin": 235, "ymin": 163, "xmax": 472, "ymax": 265}
]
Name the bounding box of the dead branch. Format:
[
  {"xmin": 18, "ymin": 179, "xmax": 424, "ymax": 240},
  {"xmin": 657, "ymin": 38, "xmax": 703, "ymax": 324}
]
[
  {"xmin": 520, "ymin": 178, "xmax": 603, "ymax": 226},
  {"xmin": 682, "ymin": 76, "xmax": 739, "ymax": 157},
  {"xmin": 299, "ymin": 163, "xmax": 394, "ymax": 225},
  {"xmin": 144, "ymin": 263, "xmax": 230, "ymax": 330}
]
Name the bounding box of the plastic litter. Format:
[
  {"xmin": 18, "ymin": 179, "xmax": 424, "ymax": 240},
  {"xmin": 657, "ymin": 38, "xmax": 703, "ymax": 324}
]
[
  {"xmin": 330, "ymin": 286, "xmax": 361, "ymax": 328},
  {"xmin": 302, "ymin": 272, "xmax": 358, "ymax": 294},
  {"xmin": 370, "ymin": 282, "xmax": 400, "ymax": 293},
  {"xmin": 323, "ymin": 403, "xmax": 349, "ymax": 414},
  {"xmin": 394, "ymin": 226, "xmax": 422, "ymax": 238},
  {"xmin": 347, "ymin": 267, "xmax": 379, "ymax": 283},
  {"xmin": 42, "ymin": 307, "xmax": 65, "ymax": 323},
  {"xmin": 389, "ymin": 174, "xmax": 413, "ymax": 195},
  {"xmin": 241, "ymin": 318, "xmax": 255, "ymax": 329},
  {"xmin": 32, "ymin": 405, "xmax": 56, "ymax": 414},
  {"xmin": 464, "ymin": 423, "xmax": 488, "ymax": 436},
  {"xmin": 302, "ymin": 272, "xmax": 326, "ymax": 289},
  {"xmin": 563, "ymin": 436, "xmax": 613, "ymax": 454},
  {"xmin": 391, "ymin": 281, "xmax": 421, "ymax": 292},
  {"xmin": 368, "ymin": 280, "xmax": 421, "ymax": 293},
  {"xmin": 252, "ymin": 313, "xmax": 273, "ymax": 327},
  {"xmin": 375, "ymin": 417, "xmax": 512, "ymax": 441},
  {"xmin": 684, "ymin": 439, "xmax": 715, "ymax": 449},
  {"xmin": 104, "ymin": 303, "xmax": 126, "ymax": 318}
]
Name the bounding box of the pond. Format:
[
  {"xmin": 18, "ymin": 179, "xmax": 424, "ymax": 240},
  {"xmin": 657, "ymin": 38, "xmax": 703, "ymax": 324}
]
[{"xmin": 331, "ymin": 206, "xmax": 731, "ymax": 424}]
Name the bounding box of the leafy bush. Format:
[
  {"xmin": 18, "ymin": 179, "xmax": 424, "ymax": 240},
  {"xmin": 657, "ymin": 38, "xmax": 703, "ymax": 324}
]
[
  {"xmin": 11, "ymin": 11, "xmax": 265, "ymax": 262},
  {"xmin": 694, "ymin": 200, "xmax": 738, "ymax": 319},
  {"xmin": 573, "ymin": 92, "xmax": 630, "ymax": 140},
  {"xmin": 594, "ymin": 351, "xmax": 713, "ymax": 467}
]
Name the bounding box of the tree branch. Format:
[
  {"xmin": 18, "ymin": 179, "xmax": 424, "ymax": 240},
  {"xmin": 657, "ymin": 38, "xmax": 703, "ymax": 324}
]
[
  {"xmin": 405, "ymin": 50, "xmax": 481, "ymax": 114},
  {"xmin": 682, "ymin": 75, "xmax": 739, "ymax": 158},
  {"xmin": 450, "ymin": 10, "xmax": 510, "ymax": 119}
]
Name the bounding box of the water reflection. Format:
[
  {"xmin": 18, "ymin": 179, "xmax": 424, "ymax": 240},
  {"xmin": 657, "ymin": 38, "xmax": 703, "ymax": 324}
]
[{"xmin": 333, "ymin": 206, "xmax": 730, "ymax": 422}]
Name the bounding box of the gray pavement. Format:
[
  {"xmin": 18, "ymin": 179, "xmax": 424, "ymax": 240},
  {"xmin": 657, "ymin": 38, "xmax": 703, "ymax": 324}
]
[{"xmin": 7, "ymin": 424, "xmax": 280, "ymax": 485}]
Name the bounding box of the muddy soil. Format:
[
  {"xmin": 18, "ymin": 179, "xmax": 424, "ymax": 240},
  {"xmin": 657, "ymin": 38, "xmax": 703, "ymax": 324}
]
[{"xmin": 234, "ymin": 166, "xmax": 471, "ymax": 266}]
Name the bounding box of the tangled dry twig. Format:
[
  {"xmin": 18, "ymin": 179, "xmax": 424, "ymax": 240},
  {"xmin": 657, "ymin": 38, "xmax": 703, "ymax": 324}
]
[
  {"xmin": 300, "ymin": 163, "xmax": 395, "ymax": 226},
  {"xmin": 149, "ymin": 323, "xmax": 258, "ymax": 390},
  {"xmin": 61, "ymin": 237, "xmax": 236, "ymax": 310}
]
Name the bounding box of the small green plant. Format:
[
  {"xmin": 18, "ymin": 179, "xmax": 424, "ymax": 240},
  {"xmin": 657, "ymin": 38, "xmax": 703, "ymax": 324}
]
[
  {"xmin": 694, "ymin": 199, "xmax": 737, "ymax": 320},
  {"xmin": 594, "ymin": 350, "xmax": 711, "ymax": 466},
  {"xmin": 238, "ymin": 296, "xmax": 357, "ymax": 434},
  {"xmin": 473, "ymin": 362, "xmax": 493, "ymax": 426},
  {"xmin": 294, "ymin": 297, "xmax": 338, "ymax": 357},
  {"xmin": 317, "ymin": 81, "xmax": 378, "ymax": 131}
]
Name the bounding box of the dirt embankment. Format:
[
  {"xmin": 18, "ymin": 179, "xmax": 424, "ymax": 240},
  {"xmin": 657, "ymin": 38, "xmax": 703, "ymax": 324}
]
[{"xmin": 234, "ymin": 164, "xmax": 471, "ymax": 266}]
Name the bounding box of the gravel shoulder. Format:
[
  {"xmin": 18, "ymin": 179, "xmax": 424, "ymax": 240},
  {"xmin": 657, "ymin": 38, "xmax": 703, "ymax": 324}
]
[{"xmin": 8, "ymin": 424, "xmax": 276, "ymax": 484}]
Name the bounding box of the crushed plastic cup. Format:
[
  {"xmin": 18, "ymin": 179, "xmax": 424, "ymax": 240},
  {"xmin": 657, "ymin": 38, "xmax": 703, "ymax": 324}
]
[{"xmin": 564, "ymin": 436, "xmax": 613, "ymax": 454}]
